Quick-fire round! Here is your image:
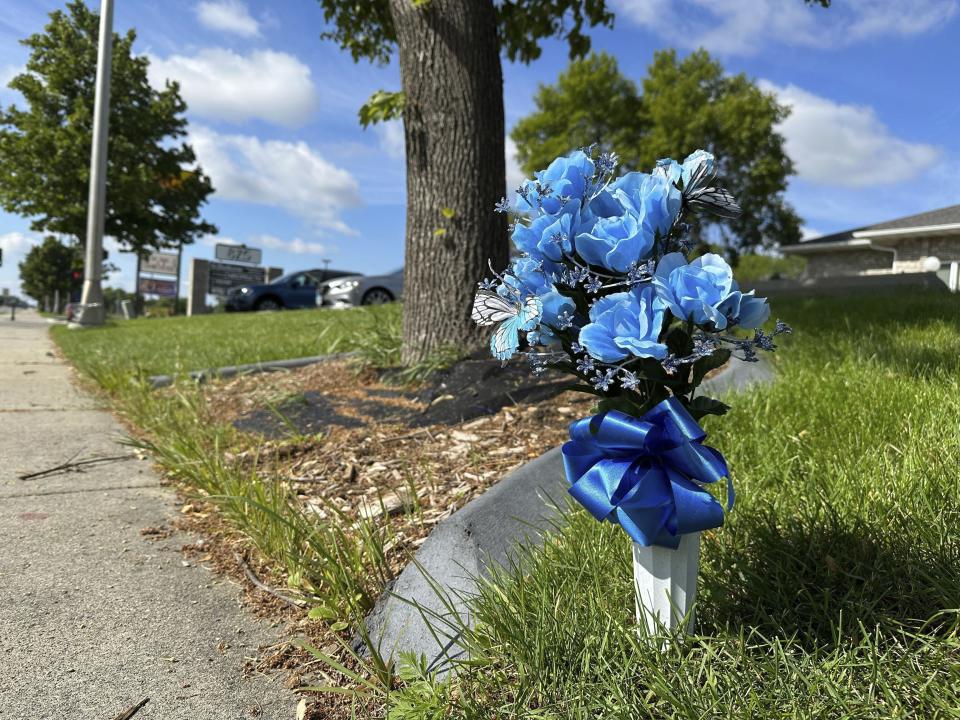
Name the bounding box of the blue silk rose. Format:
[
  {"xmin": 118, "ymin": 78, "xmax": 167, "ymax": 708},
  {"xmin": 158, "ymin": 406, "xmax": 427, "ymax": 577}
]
[
  {"xmin": 652, "ymin": 252, "xmax": 736, "ymax": 329},
  {"xmin": 576, "ymin": 209, "xmax": 649, "ymax": 273},
  {"xmin": 578, "ymin": 285, "xmax": 668, "ymax": 362},
  {"xmin": 516, "ymin": 150, "xmax": 595, "ymax": 215},
  {"xmin": 653, "ymin": 252, "xmax": 770, "ymax": 329},
  {"xmin": 577, "ymin": 172, "xmax": 680, "ymax": 273},
  {"xmin": 511, "ymin": 204, "xmax": 580, "ymax": 263},
  {"xmin": 718, "ymin": 282, "xmax": 770, "ymax": 328}
]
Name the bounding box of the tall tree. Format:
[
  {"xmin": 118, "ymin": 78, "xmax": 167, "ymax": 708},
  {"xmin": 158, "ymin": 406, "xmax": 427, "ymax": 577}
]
[
  {"xmin": 321, "ymin": 0, "xmax": 615, "ymax": 363},
  {"xmin": 0, "ymin": 1, "xmax": 216, "ymax": 258},
  {"xmin": 512, "ymin": 50, "xmax": 802, "ymax": 255},
  {"xmin": 18, "ymin": 236, "xmax": 84, "ymax": 305},
  {"xmin": 319, "ymin": 1, "xmax": 828, "ymax": 362}
]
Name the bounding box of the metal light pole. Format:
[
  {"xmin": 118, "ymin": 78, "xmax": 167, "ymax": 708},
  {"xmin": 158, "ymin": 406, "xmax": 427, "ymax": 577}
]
[{"xmin": 77, "ymin": 0, "xmax": 114, "ymax": 327}]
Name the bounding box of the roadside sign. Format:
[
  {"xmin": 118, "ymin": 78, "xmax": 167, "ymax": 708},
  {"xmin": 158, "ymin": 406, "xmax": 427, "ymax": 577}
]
[
  {"xmin": 215, "ymin": 244, "xmax": 262, "ymax": 265},
  {"xmin": 141, "ymin": 251, "xmax": 179, "ymax": 276},
  {"xmin": 208, "ymin": 261, "xmax": 264, "ymax": 296},
  {"xmin": 138, "ymin": 277, "xmax": 177, "ymax": 297}
]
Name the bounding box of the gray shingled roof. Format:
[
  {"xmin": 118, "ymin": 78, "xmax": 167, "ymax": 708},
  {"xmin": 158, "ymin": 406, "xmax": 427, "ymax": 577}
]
[
  {"xmin": 797, "ymin": 204, "xmax": 960, "ymax": 246},
  {"xmin": 867, "ymin": 204, "xmax": 960, "ymax": 231}
]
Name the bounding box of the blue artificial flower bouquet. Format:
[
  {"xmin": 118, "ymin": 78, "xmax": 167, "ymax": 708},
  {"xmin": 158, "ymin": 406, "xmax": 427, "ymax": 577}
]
[{"xmin": 473, "ymin": 148, "xmax": 790, "ymax": 549}]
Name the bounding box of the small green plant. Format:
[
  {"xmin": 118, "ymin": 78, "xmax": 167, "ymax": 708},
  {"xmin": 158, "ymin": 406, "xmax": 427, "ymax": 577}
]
[{"xmin": 735, "ymin": 253, "xmax": 806, "ymax": 283}]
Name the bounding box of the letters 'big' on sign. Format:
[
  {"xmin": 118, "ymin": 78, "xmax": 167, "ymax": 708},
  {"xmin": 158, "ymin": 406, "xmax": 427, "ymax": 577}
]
[{"xmin": 215, "ymin": 244, "xmax": 262, "ymax": 265}]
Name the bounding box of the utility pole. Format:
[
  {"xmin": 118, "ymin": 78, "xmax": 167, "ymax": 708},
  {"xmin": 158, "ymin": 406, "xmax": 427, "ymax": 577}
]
[
  {"xmin": 173, "ymin": 243, "xmax": 183, "ymax": 315},
  {"xmin": 77, "ymin": 0, "xmax": 114, "ymax": 327}
]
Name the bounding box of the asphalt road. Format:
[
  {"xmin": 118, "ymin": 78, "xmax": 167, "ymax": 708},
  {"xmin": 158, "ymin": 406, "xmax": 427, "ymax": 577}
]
[{"xmin": 0, "ymin": 311, "xmax": 294, "ymax": 719}]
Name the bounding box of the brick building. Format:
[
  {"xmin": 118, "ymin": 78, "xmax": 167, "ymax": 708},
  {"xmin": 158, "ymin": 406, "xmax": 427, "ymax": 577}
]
[{"xmin": 781, "ymin": 205, "xmax": 960, "ymax": 289}]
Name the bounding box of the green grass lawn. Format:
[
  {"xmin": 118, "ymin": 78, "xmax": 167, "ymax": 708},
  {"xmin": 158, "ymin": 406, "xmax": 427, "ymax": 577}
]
[
  {"xmin": 51, "ymin": 303, "xmax": 401, "ymax": 379},
  {"xmin": 49, "ymin": 288, "xmax": 960, "ymax": 716},
  {"xmin": 378, "ymin": 290, "xmax": 960, "ymax": 718}
]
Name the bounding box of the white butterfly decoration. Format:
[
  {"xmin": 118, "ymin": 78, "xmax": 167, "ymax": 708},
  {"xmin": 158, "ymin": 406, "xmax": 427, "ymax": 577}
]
[
  {"xmin": 472, "ymin": 289, "xmax": 542, "ymax": 362},
  {"xmin": 685, "ymin": 186, "xmax": 741, "ymax": 219}
]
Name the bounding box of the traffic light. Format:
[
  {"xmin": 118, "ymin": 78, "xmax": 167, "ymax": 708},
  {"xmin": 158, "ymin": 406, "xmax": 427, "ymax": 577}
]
[{"xmin": 70, "ymin": 270, "xmax": 82, "ymax": 282}]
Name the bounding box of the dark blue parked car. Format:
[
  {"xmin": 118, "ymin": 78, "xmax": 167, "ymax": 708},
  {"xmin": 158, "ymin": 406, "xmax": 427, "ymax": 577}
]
[{"xmin": 225, "ymin": 268, "xmax": 359, "ymax": 312}]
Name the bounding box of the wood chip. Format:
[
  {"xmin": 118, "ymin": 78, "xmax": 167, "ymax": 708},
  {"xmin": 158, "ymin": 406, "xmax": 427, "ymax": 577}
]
[
  {"xmin": 451, "ymin": 430, "xmax": 480, "ymax": 443},
  {"xmin": 358, "ymin": 490, "xmax": 407, "ymax": 520}
]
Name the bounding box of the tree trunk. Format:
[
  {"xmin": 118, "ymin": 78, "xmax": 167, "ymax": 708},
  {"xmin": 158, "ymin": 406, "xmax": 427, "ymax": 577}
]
[{"xmin": 388, "ymin": 0, "xmax": 508, "ymax": 365}]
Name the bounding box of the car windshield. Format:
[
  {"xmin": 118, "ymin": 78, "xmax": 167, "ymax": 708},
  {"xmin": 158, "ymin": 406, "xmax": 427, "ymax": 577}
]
[{"xmin": 272, "ymin": 270, "xmax": 356, "ymax": 284}]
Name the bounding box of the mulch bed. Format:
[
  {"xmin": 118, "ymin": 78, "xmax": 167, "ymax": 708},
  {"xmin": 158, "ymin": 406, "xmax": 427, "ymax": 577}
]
[
  {"xmin": 205, "ymin": 356, "xmax": 591, "ymax": 565},
  {"xmin": 174, "ymin": 354, "xmax": 594, "ymax": 718}
]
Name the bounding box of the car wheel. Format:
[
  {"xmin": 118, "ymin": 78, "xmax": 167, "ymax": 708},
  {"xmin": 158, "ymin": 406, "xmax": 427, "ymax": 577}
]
[
  {"xmin": 255, "ymin": 297, "xmax": 282, "ymax": 311},
  {"xmin": 361, "ymin": 288, "xmax": 394, "ymax": 305}
]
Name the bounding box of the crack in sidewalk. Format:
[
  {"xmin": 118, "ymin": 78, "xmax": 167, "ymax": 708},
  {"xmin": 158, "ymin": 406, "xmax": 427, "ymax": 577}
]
[{"xmin": 0, "ymin": 482, "xmax": 163, "ymax": 499}]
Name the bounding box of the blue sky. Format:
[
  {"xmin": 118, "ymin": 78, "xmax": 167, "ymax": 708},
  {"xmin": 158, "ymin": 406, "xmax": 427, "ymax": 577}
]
[{"xmin": 1, "ymin": 0, "xmax": 958, "ymax": 297}]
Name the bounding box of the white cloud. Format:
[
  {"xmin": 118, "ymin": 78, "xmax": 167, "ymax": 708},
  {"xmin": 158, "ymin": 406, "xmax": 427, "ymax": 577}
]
[
  {"xmin": 0, "ymin": 232, "xmax": 41, "ymax": 297},
  {"xmin": 761, "ymin": 82, "xmax": 941, "ymax": 187},
  {"xmin": 199, "ymin": 234, "xmax": 232, "ymax": 248},
  {"xmin": 0, "ymin": 231, "xmax": 38, "ymax": 257},
  {"xmin": 190, "ymin": 125, "xmax": 362, "ymax": 234},
  {"xmin": 0, "ymin": 65, "xmax": 20, "ymax": 87},
  {"xmin": 195, "ymin": 0, "xmax": 261, "ymax": 37},
  {"xmin": 614, "ymin": 0, "xmax": 957, "ymax": 55},
  {"xmin": 505, "ymin": 137, "xmax": 526, "ymax": 194},
  {"xmin": 253, "ymin": 234, "xmax": 336, "ymax": 256},
  {"xmin": 200, "ymin": 233, "xmax": 334, "ymax": 257},
  {"xmin": 0, "ymin": 64, "xmax": 24, "ymax": 103},
  {"xmin": 375, "ymin": 120, "xmax": 405, "ymax": 161},
  {"xmin": 148, "ymin": 49, "xmax": 317, "ymax": 126}
]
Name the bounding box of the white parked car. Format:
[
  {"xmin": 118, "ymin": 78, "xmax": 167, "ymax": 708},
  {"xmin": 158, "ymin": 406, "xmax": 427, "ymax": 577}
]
[{"xmin": 321, "ymin": 268, "xmax": 404, "ymax": 307}]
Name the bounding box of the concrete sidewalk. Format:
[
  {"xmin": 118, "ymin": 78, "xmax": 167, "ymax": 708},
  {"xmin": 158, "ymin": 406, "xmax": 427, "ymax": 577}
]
[{"xmin": 0, "ymin": 311, "xmax": 293, "ymax": 719}]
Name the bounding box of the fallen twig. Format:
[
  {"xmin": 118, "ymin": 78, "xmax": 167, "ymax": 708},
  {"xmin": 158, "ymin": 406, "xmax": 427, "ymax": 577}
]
[
  {"xmin": 286, "ymin": 476, "xmax": 327, "ymax": 484},
  {"xmin": 236, "ymin": 553, "xmax": 306, "ymax": 609},
  {"xmin": 378, "ymin": 428, "xmax": 431, "ymax": 444},
  {"xmin": 18, "ymin": 453, "xmax": 136, "ymax": 481},
  {"xmin": 111, "ymin": 697, "xmax": 149, "ymax": 720}
]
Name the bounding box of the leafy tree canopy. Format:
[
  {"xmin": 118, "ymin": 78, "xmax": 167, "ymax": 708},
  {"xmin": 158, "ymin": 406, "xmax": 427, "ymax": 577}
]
[
  {"xmin": 319, "ymin": 0, "xmax": 830, "ymax": 66},
  {"xmin": 319, "ymin": 0, "xmax": 829, "ymax": 124},
  {"xmin": 511, "ymin": 50, "xmax": 804, "ymax": 253},
  {"xmin": 18, "ymin": 236, "xmax": 84, "ymax": 302},
  {"xmin": 0, "ymin": 1, "xmax": 216, "ymax": 255},
  {"xmin": 318, "ymin": 0, "xmax": 615, "ymax": 66}
]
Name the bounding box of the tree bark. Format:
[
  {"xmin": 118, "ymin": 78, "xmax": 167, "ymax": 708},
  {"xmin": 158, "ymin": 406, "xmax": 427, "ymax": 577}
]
[{"xmin": 388, "ymin": 0, "xmax": 508, "ymax": 365}]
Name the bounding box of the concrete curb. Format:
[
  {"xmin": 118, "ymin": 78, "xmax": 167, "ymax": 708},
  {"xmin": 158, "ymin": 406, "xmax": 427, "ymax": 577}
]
[
  {"xmin": 365, "ymin": 355, "xmax": 775, "ymax": 671},
  {"xmin": 148, "ymin": 352, "xmax": 356, "ymax": 388},
  {"xmin": 364, "ymin": 447, "xmax": 568, "ymax": 672}
]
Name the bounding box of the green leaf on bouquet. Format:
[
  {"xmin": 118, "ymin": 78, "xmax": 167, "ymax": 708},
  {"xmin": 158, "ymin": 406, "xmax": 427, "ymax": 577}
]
[
  {"xmin": 595, "ymin": 394, "xmax": 646, "ymax": 417},
  {"xmin": 666, "ymin": 325, "xmax": 694, "ymax": 357},
  {"xmin": 691, "ymin": 348, "xmax": 732, "ymax": 389},
  {"xmin": 687, "ymin": 395, "xmax": 730, "ymax": 419},
  {"xmin": 566, "ymin": 383, "xmax": 604, "ymax": 397}
]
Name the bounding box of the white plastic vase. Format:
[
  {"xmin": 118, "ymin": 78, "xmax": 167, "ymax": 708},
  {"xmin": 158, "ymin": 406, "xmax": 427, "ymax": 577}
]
[{"xmin": 632, "ymin": 532, "xmax": 700, "ymax": 638}]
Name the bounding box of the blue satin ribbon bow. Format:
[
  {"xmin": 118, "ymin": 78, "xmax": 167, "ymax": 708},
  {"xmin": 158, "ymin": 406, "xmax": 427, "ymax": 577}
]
[{"xmin": 562, "ymin": 397, "xmax": 734, "ymax": 548}]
